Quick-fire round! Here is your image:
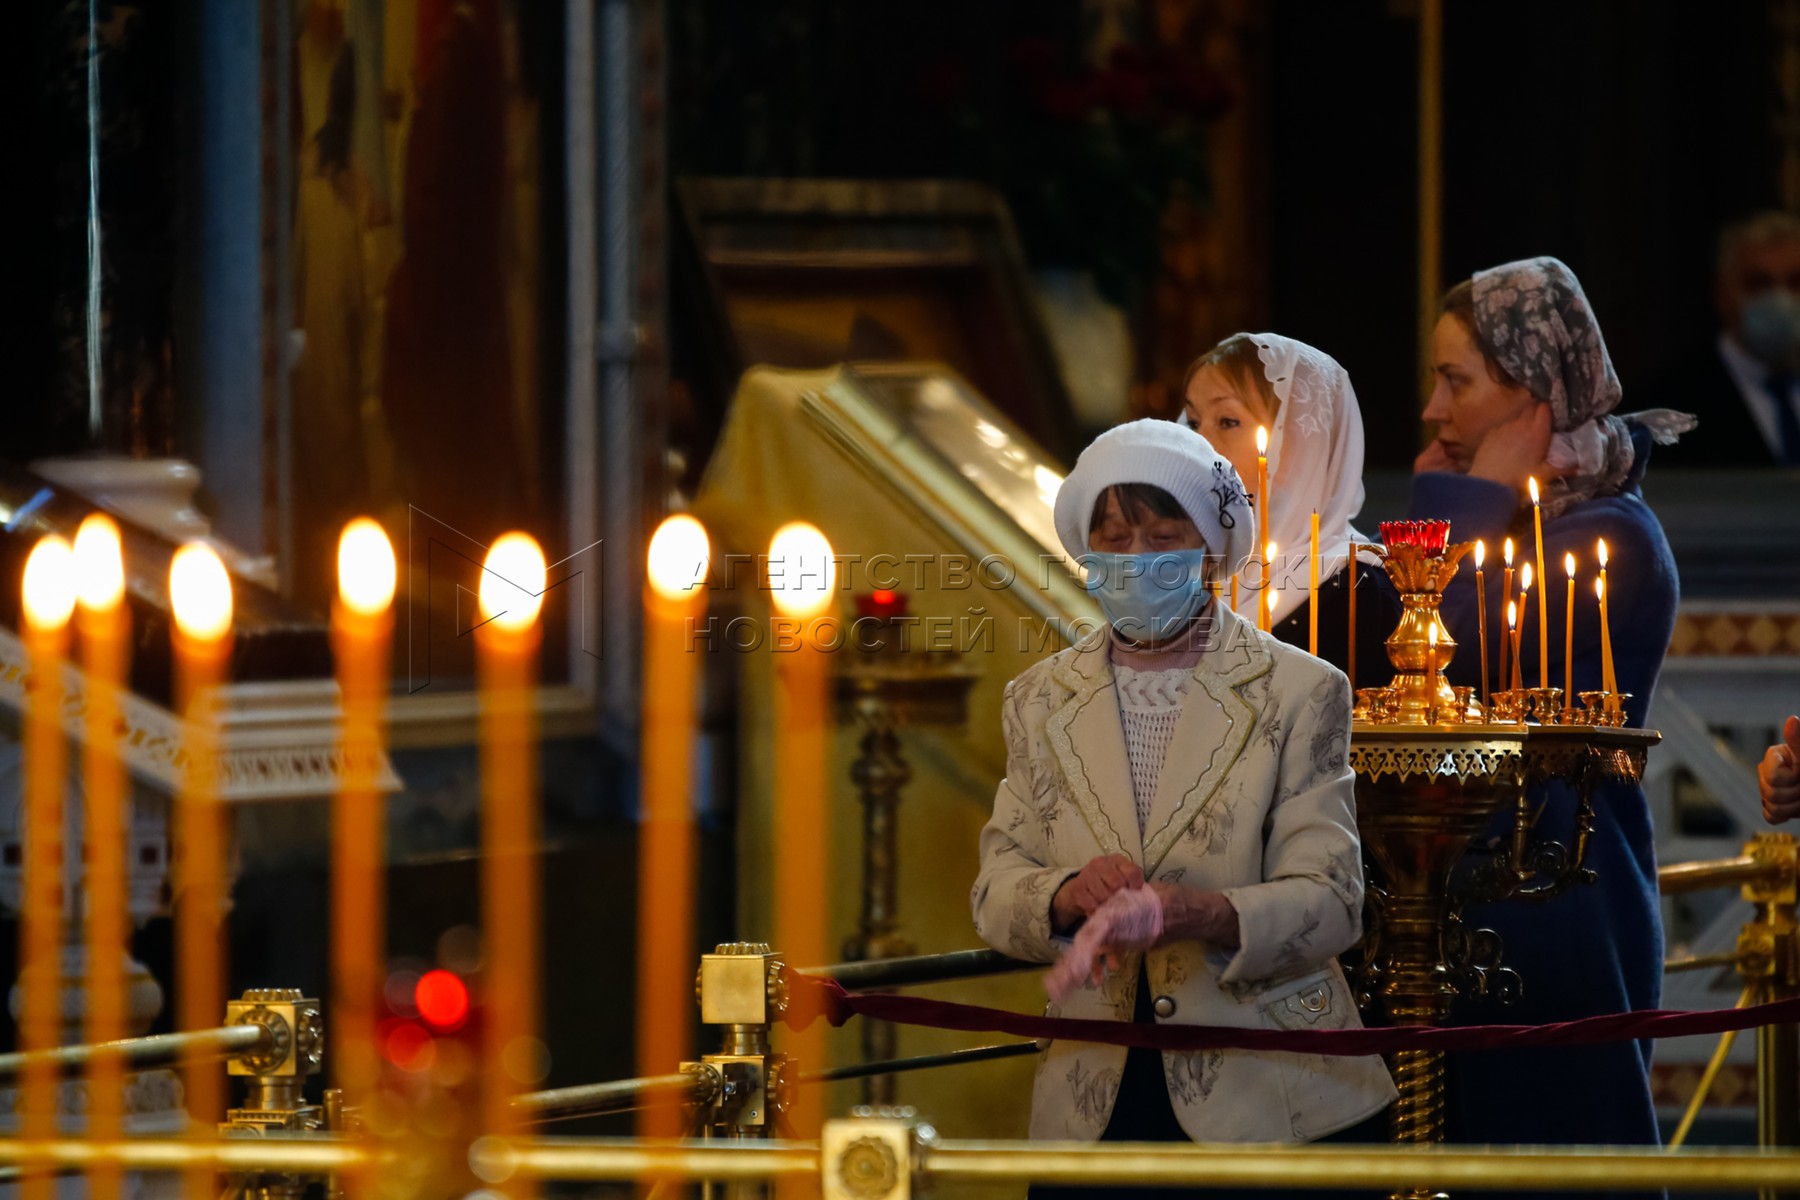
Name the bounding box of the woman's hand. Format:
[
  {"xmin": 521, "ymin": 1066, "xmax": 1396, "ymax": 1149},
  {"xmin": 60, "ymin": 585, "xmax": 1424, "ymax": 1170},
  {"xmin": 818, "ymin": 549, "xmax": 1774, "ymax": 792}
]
[
  {"xmin": 1468, "ymin": 402, "xmax": 1557, "ymax": 490},
  {"xmin": 1413, "ymin": 436, "xmax": 1459, "ymax": 475},
  {"xmin": 1051, "ymin": 854, "xmax": 1144, "ymax": 934},
  {"xmin": 1761, "ymin": 716, "xmax": 1800, "ymax": 824},
  {"xmin": 1151, "ymin": 882, "xmax": 1240, "ymax": 949}
]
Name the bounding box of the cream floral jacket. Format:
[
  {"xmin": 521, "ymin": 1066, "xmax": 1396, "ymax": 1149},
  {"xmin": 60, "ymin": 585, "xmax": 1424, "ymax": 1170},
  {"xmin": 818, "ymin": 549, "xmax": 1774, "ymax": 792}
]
[{"xmin": 971, "ymin": 601, "xmax": 1396, "ymax": 1143}]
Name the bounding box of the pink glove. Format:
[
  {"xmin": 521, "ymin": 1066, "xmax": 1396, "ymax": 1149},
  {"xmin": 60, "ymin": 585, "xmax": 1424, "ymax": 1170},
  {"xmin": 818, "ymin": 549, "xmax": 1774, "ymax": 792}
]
[{"xmin": 1045, "ymin": 885, "xmax": 1164, "ymax": 1004}]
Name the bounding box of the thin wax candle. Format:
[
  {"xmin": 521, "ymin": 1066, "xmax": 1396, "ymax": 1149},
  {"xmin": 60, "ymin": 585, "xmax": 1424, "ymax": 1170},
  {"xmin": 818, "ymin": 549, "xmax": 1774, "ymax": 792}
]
[
  {"xmin": 1517, "ymin": 561, "xmax": 1534, "ymax": 688},
  {"xmin": 1308, "ymin": 509, "xmax": 1320, "ymax": 656},
  {"xmin": 1529, "ymin": 477, "xmax": 1548, "ymax": 691},
  {"xmin": 1474, "ymin": 540, "xmax": 1489, "ymax": 713},
  {"xmin": 1501, "ymin": 538, "xmax": 1515, "ymax": 691},
  {"xmin": 1597, "ymin": 539, "xmax": 1617, "ymax": 697},
  {"xmin": 1563, "ymin": 551, "xmax": 1576, "ymax": 711}
]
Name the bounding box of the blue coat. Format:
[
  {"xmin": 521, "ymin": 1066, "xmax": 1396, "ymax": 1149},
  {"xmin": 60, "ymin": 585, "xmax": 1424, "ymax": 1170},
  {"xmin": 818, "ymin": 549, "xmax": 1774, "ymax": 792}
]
[{"xmin": 1409, "ymin": 432, "xmax": 1676, "ymax": 1159}]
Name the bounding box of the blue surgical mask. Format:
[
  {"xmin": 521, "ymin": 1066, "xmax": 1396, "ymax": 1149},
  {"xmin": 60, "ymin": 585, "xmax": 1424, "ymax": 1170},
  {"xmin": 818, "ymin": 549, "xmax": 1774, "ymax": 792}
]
[
  {"xmin": 1740, "ymin": 289, "xmax": 1800, "ymax": 370},
  {"xmin": 1082, "ymin": 550, "xmax": 1212, "ymax": 643}
]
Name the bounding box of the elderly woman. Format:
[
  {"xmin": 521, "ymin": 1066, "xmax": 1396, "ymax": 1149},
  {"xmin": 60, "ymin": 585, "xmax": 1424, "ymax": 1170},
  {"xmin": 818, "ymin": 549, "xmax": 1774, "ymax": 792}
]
[
  {"xmin": 1182, "ymin": 332, "xmax": 1401, "ymax": 685},
  {"xmin": 1412, "ymin": 257, "xmax": 1692, "ymax": 1162},
  {"xmin": 972, "ymin": 420, "xmax": 1394, "ymax": 1199}
]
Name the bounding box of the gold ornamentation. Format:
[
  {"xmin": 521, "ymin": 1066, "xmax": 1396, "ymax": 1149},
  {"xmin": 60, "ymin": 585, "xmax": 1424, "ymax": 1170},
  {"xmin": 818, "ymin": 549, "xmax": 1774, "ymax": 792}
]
[{"xmin": 837, "ymin": 1135, "xmax": 901, "ymax": 1199}]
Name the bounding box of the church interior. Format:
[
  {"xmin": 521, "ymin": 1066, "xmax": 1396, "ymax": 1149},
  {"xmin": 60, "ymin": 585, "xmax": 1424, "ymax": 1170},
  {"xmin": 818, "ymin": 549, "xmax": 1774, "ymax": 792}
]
[{"xmin": 2, "ymin": 1, "xmax": 1800, "ymax": 1197}]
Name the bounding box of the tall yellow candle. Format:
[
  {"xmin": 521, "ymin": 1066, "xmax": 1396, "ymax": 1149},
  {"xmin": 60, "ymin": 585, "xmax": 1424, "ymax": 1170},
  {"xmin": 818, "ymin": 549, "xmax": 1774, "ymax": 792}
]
[
  {"xmin": 1500, "ymin": 538, "xmax": 1515, "ymax": 691},
  {"xmin": 1426, "ymin": 623, "xmax": 1440, "ymax": 723},
  {"xmin": 1562, "ymin": 551, "xmax": 1576, "ymax": 710},
  {"xmin": 1255, "ymin": 425, "xmax": 1269, "ymax": 569},
  {"xmin": 638, "ymin": 516, "xmax": 710, "ymax": 1145},
  {"xmin": 1508, "ymin": 600, "xmax": 1522, "ymax": 703},
  {"xmin": 20, "ymin": 536, "xmax": 74, "ymax": 1200},
  {"xmin": 72, "ymin": 514, "xmax": 127, "ymax": 1200},
  {"xmin": 1529, "ymin": 477, "xmax": 1548, "ymax": 691},
  {"xmin": 1262, "ymin": 541, "xmax": 1277, "ymax": 634},
  {"xmin": 1345, "ymin": 546, "xmax": 1357, "ymax": 692},
  {"xmin": 1473, "ymin": 540, "xmax": 1489, "ymax": 713},
  {"xmin": 477, "ymin": 533, "xmax": 546, "ymax": 1197},
  {"xmin": 170, "ymin": 543, "xmax": 233, "ymax": 1200},
  {"xmin": 1597, "ymin": 539, "xmax": 1616, "ymax": 696},
  {"xmin": 1308, "ymin": 509, "xmax": 1320, "ymax": 656},
  {"xmin": 331, "ymin": 519, "xmax": 395, "ymax": 1198},
  {"xmin": 1517, "ymin": 561, "xmax": 1534, "ymax": 688},
  {"xmin": 769, "ymin": 521, "xmax": 835, "ymax": 1146}
]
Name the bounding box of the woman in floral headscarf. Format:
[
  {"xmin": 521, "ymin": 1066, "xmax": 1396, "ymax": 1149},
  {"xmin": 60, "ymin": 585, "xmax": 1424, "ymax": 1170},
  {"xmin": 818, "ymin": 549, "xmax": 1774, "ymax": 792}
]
[
  {"xmin": 1182, "ymin": 333, "xmax": 1401, "ymax": 685},
  {"xmin": 1413, "ymin": 257, "xmax": 1692, "ymax": 1172}
]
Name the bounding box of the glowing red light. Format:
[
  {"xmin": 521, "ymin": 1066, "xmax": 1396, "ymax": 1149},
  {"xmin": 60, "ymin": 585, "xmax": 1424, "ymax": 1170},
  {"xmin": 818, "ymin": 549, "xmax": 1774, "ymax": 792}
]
[
  {"xmin": 381, "ymin": 1019, "xmax": 435, "ymax": 1072},
  {"xmin": 414, "ymin": 969, "xmax": 470, "ymax": 1031}
]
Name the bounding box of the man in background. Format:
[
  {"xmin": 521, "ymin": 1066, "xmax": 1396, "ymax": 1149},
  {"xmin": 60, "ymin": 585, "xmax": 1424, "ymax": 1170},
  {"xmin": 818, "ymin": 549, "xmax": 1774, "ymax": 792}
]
[{"xmin": 1651, "ymin": 211, "xmax": 1800, "ymax": 467}]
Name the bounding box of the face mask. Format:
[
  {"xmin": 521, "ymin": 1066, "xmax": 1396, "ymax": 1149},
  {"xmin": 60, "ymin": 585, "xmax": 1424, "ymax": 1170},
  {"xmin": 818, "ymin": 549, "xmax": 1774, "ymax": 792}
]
[
  {"xmin": 1740, "ymin": 289, "xmax": 1800, "ymax": 370},
  {"xmin": 1082, "ymin": 549, "xmax": 1212, "ymax": 643}
]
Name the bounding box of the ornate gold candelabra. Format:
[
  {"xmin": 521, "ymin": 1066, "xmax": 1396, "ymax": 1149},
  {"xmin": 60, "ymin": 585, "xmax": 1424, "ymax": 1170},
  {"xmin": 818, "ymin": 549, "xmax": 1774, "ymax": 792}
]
[{"xmin": 1349, "ymin": 522, "xmax": 1657, "ymax": 1200}]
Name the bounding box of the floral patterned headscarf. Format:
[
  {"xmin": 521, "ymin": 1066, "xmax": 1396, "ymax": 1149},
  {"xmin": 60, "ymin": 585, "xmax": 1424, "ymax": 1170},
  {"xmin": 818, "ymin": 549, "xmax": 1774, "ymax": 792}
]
[{"xmin": 1472, "ymin": 256, "xmax": 1694, "ymax": 519}]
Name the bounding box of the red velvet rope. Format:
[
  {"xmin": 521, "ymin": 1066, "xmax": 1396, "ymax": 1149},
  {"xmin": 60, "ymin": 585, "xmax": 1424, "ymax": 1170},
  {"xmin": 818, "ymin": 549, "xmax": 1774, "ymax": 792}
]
[{"xmin": 785, "ymin": 971, "xmax": 1800, "ymax": 1055}]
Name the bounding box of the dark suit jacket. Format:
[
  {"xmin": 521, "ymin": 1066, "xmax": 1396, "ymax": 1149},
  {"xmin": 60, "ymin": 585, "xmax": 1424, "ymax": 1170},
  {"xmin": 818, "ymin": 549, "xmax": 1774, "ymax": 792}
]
[{"xmin": 1639, "ymin": 344, "xmax": 1779, "ymax": 468}]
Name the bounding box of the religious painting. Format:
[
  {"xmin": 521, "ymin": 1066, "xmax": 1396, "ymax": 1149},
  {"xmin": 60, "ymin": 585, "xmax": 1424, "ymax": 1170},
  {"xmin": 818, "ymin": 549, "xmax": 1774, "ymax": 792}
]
[{"xmin": 285, "ymin": 0, "xmax": 562, "ymax": 643}]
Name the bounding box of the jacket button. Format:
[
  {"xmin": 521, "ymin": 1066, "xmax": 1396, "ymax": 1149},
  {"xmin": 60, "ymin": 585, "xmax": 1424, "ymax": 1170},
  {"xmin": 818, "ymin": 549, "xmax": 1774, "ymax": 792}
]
[{"xmin": 1152, "ymin": 995, "xmax": 1176, "ymax": 1018}]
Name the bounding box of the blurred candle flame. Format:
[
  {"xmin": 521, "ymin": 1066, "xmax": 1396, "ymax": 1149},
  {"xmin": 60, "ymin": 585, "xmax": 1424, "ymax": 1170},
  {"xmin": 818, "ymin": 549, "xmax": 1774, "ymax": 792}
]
[
  {"xmin": 480, "ymin": 534, "xmax": 547, "ymax": 631},
  {"xmin": 338, "ymin": 519, "xmax": 397, "ymax": 616},
  {"xmin": 23, "ymin": 536, "xmax": 76, "ymax": 631},
  {"xmin": 170, "ymin": 544, "xmax": 234, "ymax": 642},
  {"xmin": 768, "ymin": 522, "xmax": 836, "ymax": 618}
]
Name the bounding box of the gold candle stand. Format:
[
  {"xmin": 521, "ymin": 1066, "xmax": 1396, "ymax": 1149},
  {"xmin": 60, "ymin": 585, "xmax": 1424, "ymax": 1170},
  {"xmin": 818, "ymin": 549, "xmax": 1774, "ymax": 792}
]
[{"xmin": 1350, "ymin": 525, "xmax": 1660, "ymax": 1200}]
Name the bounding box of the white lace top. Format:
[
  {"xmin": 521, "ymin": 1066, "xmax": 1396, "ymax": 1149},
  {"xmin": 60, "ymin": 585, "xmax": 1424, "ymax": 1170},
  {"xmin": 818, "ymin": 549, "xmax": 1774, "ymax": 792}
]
[{"xmin": 1113, "ymin": 663, "xmax": 1193, "ymax": 834}]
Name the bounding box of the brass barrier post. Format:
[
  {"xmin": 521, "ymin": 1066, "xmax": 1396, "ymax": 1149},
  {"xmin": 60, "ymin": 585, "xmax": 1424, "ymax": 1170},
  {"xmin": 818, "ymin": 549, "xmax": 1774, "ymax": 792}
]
[
  {"xmin": 1740, "ymin": 833, "xmax": 1799, "ymax": 1200},
  {"xmin": 692, "ymin": 942, "xmax": 787, "ymax": 1200}
]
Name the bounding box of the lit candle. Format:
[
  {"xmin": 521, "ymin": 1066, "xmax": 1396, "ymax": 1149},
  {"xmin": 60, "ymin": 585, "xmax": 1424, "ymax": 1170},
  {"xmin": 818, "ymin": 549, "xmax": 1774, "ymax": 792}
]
[
  {"xmin": 1517, "ymin": 561, "xmax": 1534, "ymax": 688},
  {"xmin": 769, "ymin": 521, "xmax": 836, "ymax": 1143},
  {"xmin": 1426, "ymin": 623, "xmax": 1440, "ymax": 723},
  {"xmin": 170, "ymin": 542, "xmax": 233, "ymax": 1198},
  {"xmin": 20, "ymin": 536, "xmax": 74, "ymax": 1191},
  {"xmin": 1308, "ymin": 509, "xmax": 1320, "ymax": 656},
  {"xmin": 1563, "ymin": 551, "xmax": 1576, "ymax": 711},
  {"xmin": 1346, "ymin": 545, "xmax": 1357, "ymax": 692},
  {"xmin": 638, "ymin": 516, "xmax": 710, "ymax": 1143},
  {"xmin": 72, "ymin": 514, "xmax": 127, "ymax": 1200},
  {"xmin": 1501, "ymin": 538, "xmax": 1515, "ymax": 691},
  {"xmin": 1529, "ymin": 477, "xmax": 1548, "ymax": 693},
  {"xmin": 1597, "ymin": 539, "xmax": 1616, "ymax": 697},
  {"xmin": 1262, "ymin": 541, "xmax": 1278, "ymax": 633},
  {"xmin": 1474, "ymin": 540, "xmax": 1489, "ymax": 713},
  {"xmin": 1255, "ymin": 425, "xmax": 1269, "ymax": 568},
  {"xmin": 477, "ymin": 533, "xmax": 547, "ymax": 1185},
  {"xmin": 331, "ymin": 518, "xmax": 394, "ymax": 1189},
  {"xmin": 1230, "ymin": 571, "xmax": 1239, "ymax": 620},
  {"xmin": 1508, "ymin": 600, "xmax": 1522, "ymax": 704}
]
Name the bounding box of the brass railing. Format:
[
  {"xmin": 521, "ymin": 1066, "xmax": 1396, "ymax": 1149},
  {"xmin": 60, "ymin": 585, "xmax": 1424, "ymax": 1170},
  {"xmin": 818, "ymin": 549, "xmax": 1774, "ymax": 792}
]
[{"xmin": 1658, "ymin": 831, "xmax": 1799, "ymax": 1169}]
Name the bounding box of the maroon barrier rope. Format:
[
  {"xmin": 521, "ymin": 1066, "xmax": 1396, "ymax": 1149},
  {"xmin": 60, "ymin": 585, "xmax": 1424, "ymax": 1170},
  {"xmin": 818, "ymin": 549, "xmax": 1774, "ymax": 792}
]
[{"xmin": 784, "ymin": 971, "xmax": 1800, "ymax": 1056}]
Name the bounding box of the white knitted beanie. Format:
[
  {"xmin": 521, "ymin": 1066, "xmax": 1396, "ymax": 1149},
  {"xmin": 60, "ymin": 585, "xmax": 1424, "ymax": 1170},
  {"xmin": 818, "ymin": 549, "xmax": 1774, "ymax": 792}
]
[{"xmin": 1053, "ymin": 419, "xmax": 1256, "ymax": 570}]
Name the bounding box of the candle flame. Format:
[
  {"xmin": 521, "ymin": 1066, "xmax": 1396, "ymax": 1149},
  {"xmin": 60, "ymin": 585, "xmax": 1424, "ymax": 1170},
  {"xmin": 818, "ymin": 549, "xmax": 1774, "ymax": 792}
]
[
  {"xmin": 1474, "ymin": 539, "xmax": 1485, "ymax": 569},
  {"xmin": 1508, "ymin": 600, "xmax": 1518, "ymax": 629},
  {"xmin": 1428, "ymin": 624, "xmax": 1438, "ymax": 647},
  {"xmin": 337, "ymin": 518, "xmax": 397, "ymax": 616},
  {"xmin": 479, "ymin": 533, "xmax": 548, "ymax": 631},
  {"xmin": 768, "ymin": 522, "xmax": 836, "ymax": 618},
  {"xmin": 1528, "ymin": 476, "xmax": 1540, "ymax": 504},
  {"xmin": 1520, "ymin": 562, "xmax": 1533, "ymax": 591},
  {"xmin": 1503, "ymin": 536, "xmax": 1514, "ymax": 567},
  {"xmin": 1595, "ymin": 576, "xmax": 1605, "ymax": 600},
  {"xmin": 22, "ymin": 534, "xmax": 76, "ymax": 631},
  {"xmin": 72, "ymin": 514, "xmax": 124, "ymax": 612},
  {"xmin": 1255, "ymin": 426, "xmax": 1268, "ymax": 456},
  {"xmin": 1597, "ymin": 537, "xmax": 1609, "ymax": 568},
  {"xmin": 170, "ymin": 543, "xmax": 234, "ymax": 642},
  {"xmin": 1564, "ymin": 551, "xmax": 1576, "ymax": 579},
  {"xmin": 647, "ymin": 515, "xmax": 711, "ymax": 601}
]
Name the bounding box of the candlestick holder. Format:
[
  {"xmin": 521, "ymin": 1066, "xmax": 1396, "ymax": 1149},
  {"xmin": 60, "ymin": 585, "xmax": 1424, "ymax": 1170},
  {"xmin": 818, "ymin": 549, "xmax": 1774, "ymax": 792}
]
[{"xmin": 1349, "ymin": 521, "xmax": 1661, "ymax": 1200}]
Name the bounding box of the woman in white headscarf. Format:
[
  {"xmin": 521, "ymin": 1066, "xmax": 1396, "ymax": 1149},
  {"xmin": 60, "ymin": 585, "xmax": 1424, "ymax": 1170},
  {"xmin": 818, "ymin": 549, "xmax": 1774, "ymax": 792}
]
[{"xmin": 1181, "ymin": 334, "xmax": 1400, "ymax": 685}]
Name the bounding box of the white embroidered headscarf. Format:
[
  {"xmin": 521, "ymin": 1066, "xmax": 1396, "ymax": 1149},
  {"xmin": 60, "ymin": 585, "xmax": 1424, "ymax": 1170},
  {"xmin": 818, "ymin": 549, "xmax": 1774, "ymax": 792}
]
[{"xmin": 1224, "ymin": 334, "xmax": 1374, "ymax": 627}]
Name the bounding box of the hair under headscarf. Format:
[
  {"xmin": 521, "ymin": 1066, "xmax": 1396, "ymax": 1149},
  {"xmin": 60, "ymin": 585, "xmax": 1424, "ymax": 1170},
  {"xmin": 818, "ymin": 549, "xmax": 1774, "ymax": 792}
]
[{"xmin": 1470, "ymin": 257, "xmax": 1694, "ymax": 519}]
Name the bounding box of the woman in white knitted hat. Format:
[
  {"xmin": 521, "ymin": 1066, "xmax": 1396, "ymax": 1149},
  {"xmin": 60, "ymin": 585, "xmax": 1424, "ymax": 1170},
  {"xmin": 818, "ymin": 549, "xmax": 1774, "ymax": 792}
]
[{"xmin": 970, "ymin": 420, "xmax": 1394, "ymax": 1197}]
